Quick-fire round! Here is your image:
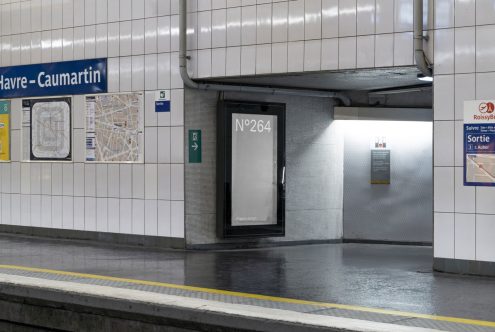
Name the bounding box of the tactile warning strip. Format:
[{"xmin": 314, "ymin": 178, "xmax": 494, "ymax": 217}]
[{"xmin": 0, "ymin": 265, "xmax": 493, "ymax": 332}]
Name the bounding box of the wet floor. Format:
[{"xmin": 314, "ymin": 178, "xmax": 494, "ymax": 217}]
[{"xmin": 0, "ymin": 234, "xmax": 493, "ymax": 322}]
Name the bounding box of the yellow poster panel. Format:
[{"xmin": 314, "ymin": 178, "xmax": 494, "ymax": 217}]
[{"xmin": 0, "ymin": 101, "xmax": 10, "ymax": 161}]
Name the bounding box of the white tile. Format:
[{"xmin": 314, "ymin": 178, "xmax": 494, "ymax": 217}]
[
  {"xmin": 434, "ymin": 121, "xmax": 454, "ymax": 166},
  {"xmin": 40, "ymin": 195, "xmax": 51, "ymax": 228},
  {"xmin": 84, "ymin": 197, "xmax": 96, "ymax": 231},
  {"xmin": 241, "ymin": 45, "xmax": 256, "ymax": 75},
  {"xmin": 85, "ymin": 0, "xmax": 96, "ymax": 25},
  {"xmin": 455, "ymin": 27, "xmax": 475, "ymax": 74},
  {"xmin": 62, "ymin": 196, "xmax": 73, "ymax": 229},
  {"xmin": 476, "ymin": 72, "xmax": 495, "ymax": 100},
  {"xmin": 157, "ymin": 200, "xmax": 171, "ymax": 236},
  {"xmin": 321, "ymin": 38, "xmax": 338, "ymax": 70},
  {"xmin": 132, "ymin": 19, "xmax": 145, "ymax": 55},
  {"xmin": 476, "ymin": 185, "xmax": 495, "ymax": 214},
  {"xmin": 271, "ymin": 43, "xmax": 288, "ymax": 73},
  {"xmin": 145, "ymin": 91, "xmax": 158, "ymax": 127},
  {"xmin": 433, "ymin": 75, "xmax": 454, "ymax": 120},
  {"xmin": 158, "ymin": 127, "xmax": 171, "ymax": 163},
  {"xmin": 1, "ymin": 164, "xmax": 10, "ymax": 193},
  {"xmin": 171, "ymin": 127, "xmax": 184, "ymax": 163},
  {"xmin": 52, "ymin": 196, "xmax": 63, "ymax": 229},
  {"xmin": 374, "ymin": 34, "xmax": 393, "ymax": 67},
  {"xmin": 145, "ymin": 199, "xmax": 158, "ymax": 236},
  {"xmin": 73, "ymin": 27, "xmax": 84, "ymax": 60},
  {"xmin": 74, "ymin": 163, "xmax": 85, "ymax": 197},
  {"xmin": 476, "ymin": 0, "xmax": 495, "ymax": 25},
  {"xmin": 74, "ymin": 196, "xmax": 85, "ymax": 230},
  {"xmin": 96, "ymin": 198, "xmax": 108, "ymax": 232},
  {"xmin": 434, "ymin": 212, "xmax": 454, "ymax": 258},
  {"xmin": 11, "ymin": 194, "xmax": 21, "ymax": 226},
  {"xmin": 476, "ymin": 25, "xmax": 495, "ymax": 73},
  {"xmin": 375, "ymin": 0, "xmax": 393, "ymax": 34},
  {"xmin": 30, "ymin": 163, "xmax": 41, "ymax": 195},
  {"xmin": 322, "ymin": 0, "xmax": 338, "ymax": 39},
  {"xmin": 455, "ymin": 0, "xmax": 475, "ymax": 27},
  {"xmin": 226, "ymin": 46, "xmax": 241, "ymax": 76},
  {"xmin": 212, "ymin": 48, "xmax": 227, "ymax": 77},
  {"xmin": 272, "ymin": 2, "xmax": 288, "ymax": 43},
  {"xmin": 108, "ymin": 23, "xmax": 120, "ymax": 57},
  {"xmin": 394, "ymin": 32, "xmax": 413, "ymax": 66},
  {"xmin": 145, "ymin": 164, "xmax": 158, "ymax": 199},
  {"xmin": 454, "ymin": 167, "xmax": 475, "ymax": 213},
  {"xmin": 41, "ymin": 163, "xmax": 51, "ymax": 195},
  {"xmin": 198, "ymin": 49, "xmax": 212, "ymax": 78},
  {"xmin": 132, "ymin": 0, "xmax": 145, "ymax": 19},
  {"xmin": 434, "ymin": 28, "xmax": 455, "ymax": 75},
  {"xmin": 21, "ymin": 194, "xmax": 31, "ymax": 227},
  {"xmin": 287, "ymin": 41, "xmax": 304, "ymax": 72},
  {"xmin": 198, "ymin": 10, "xmax": 212, "ymax": 49},
  {"xmin": 305, "ymin": 0, "xmax": 321, "ymax": 40},
  {"xmin": 132, "ymin": 55, "xmax": 145, "ymax": 91},
  {"xmin": 157, "ymin": 52, "xmax": 171, "ymax": 89},
  {"xmin": 454, "ymin": 74, "xmax": 475, "ymax": 121},
  {"xmin": 435, "ymin": 0, "xmax": 455, "ymax": 28},
  {"xmin": 171, "ymin": 164, "xmax": 184, "ymax": 201},
  {"xmin": 145, "ymin": 127, "xmax": 158, "ymax": 163},
  {"xmin": 107, "ymin": 164, "xmax": 120, "ymax": 198},
  {"xmin": 339, "ymin": 37, "xmax": 356, "ymax": 69},
  {"xmin": 356, "ymin": 35, "xmax": 374, "ymax": 68},
  {"xmin": 11, "ymin": 163, "xmax": 20, "ymax": 194},
  {"xmin": 476, "ymin": 214, "xmax": 495, "ymax": 262},
  {"xmin": 132, "ymin": 164, "xmax": 145, "ymax": 199},
  {"xmin": 1, "ymin": 194, "xmax": 10, "ymax": 226},
  {"xmin": 356, "ymin": 0, "xmax": 375, "ymax": 35},
  {"xmin": 158, "ymin": 164, "xmax": 171, "ymax": 200},
  {"xmin": 62, "ymin": 164, "xmax": 74, "ymax": 196},
  {"xmin": 120, "ymin": 21, "xmax": 132, "ymax": 57},
  {"xmin": 96, "ymin": 164, "xmax": 108, "ymax": 197},
  {"xmin": 132, "ymin": 199, "xmax": 145, "ymax": 235},
  {"xmin": 256, "ymin": 44, "xmax": 272, "ymax": 74},
  {"xmin": 171, "ymin": 200, "xmax": 184, "ymax": 238},
  {"xmin": 339, "ymin": 0, "xmax": 356, "ymax": 37},
  {"xmin": 145, "ymin": 18, "xmax": 158, "ymax": 54},
  {"xmin": 454, "ymin": 213, "xmax": 475, "ymax": 260},
  {"xmin": 108, "ymin": 58, "xmax": 120, "ymax": 93},
  {"xmin": 226, "ymin": 7, "xmax": 241, "ymax": 46},
  {"xmin": 52, "ymin": 163, "xmax": 62, "ymax": 195},
  {"xmin": 454, "ymin": 120, "xmax": 464, "ymax": 167},
  {"xmin": 434, "ymin": 167, "xmax": 455, "ymax": 212},
  {"xmin": 288, "ymin": 0, "xmax": 304, "ymax": 41},
  {"xmin": 108, "ymin": 198, "xmax": 120, "ymax": 233},
  {"xmin": 212, "ymin": 9, "xmax": 227, "ymax": 47},
  {"xmin": 85, "ymin": 164, "xmax": 97, "ymax": 197},
  {"xmin": 120, "ymin": 56, "xmax": 133, "ymax": 92},
  {"xmin": 121, "ymin": 0, "xmax": 132, "ymax": 20},
  {"xmin": 96, "ymin": 0, "xmax": 108, "ymax": 24}
]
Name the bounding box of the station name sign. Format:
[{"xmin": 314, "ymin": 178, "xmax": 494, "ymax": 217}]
[{"xmin": 0, "ymin": 58, "xmax": 107, "ymax": 98}]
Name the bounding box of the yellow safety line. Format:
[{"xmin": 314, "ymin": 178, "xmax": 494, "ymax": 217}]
[{"xmin": 0, "ymin": 264, "xmax": 494, "ymax": 328}]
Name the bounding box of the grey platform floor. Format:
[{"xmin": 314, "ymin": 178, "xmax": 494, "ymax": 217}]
[{"xmin": 0, "ymin": 234, "xmax": 494, "ymax": 332}]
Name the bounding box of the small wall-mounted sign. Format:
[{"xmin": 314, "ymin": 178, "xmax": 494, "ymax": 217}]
[
  {"xmin": 189, "ymin": 129, "xmax": 202, "ymax": 163},
  {"xmin": 155, "ymin": 90, "xmax": 171, "ymax": 112}
]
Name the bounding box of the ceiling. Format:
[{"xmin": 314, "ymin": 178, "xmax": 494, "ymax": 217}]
[{"xmin": 205, "ymin": 66, "xmax": 431, "ymax": 92}]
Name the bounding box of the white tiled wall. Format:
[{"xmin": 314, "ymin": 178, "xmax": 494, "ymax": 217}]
[
  {"xmin": 0, "ymin": 0, "xmax": 184, "ymax": 239},
  {"xmin": 433, "ymin": 0, "xmax": 495, "ymax": 263},
  {"xmin": 185, "ymin": 0, "xmax": 421, "ymax": 79}
]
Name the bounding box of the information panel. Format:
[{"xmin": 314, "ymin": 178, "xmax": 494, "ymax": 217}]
[
  {"xmin": 217, "ymin": 101, "xmax": 286, "ymax": 238},
  {"xmin": 464, "ymin": 100, "xmax": 495, "ymax": 186},
  {"xmin": 371, "ymin": 150, "xmax": 391, "ymax": 184},
  {"xmin": 85, "ymin": 93, "xmax": 144, "ymax": 162},
  {"xmin": 231, "ymin": 113, "xmax": 278, "ymax": 226},
  {"xmin": 22, "ymin": 97, "xmax": 72, "ymax": 161},
  {"xmin": 0, "ymin": 101, "xmax": 10, "ymax": 161}
]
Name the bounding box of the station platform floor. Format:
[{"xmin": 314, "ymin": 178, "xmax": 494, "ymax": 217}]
[{"xmin": 0, "ymin": 234, "xmax": 493, "ymax": 331}]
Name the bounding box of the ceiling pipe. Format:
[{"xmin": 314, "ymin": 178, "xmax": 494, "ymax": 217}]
[
  {"xmin": 178, "ymin": 1, "xmax": 351, "ymax": 106},
  {"xmin": 414, "ymin": 0, "xmax": 433, "ymax": 78}
]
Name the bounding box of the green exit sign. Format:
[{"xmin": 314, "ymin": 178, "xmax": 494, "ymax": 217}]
[{"xmin": 189, "ymin": 130, "xmax": 202, "ymax": 163}]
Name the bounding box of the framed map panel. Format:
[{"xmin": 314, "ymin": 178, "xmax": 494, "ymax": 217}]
[
  {"xmin": 23, "ymin": 97, "xmax": 72, "ymax": 161},
  {"xmin": 85, "ymin": 92, "xmax": 144, "ymax": 162}
]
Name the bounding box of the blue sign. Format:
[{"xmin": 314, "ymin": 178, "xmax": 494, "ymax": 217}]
[
  {"xmin": 464, "ymin": 124, "xmax": 495, "ymax": 186},
  {"xmin": 0, "ymin": 58, "xmax": 107, "ymax": 98},
  {"xmin": 155, "ymin": 100, "xmax": 171, "ymax": 112}
]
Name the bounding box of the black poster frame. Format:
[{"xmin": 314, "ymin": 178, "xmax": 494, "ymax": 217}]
[{"xmin": 217, "ymin": 100, "xmax": 286, "ymax": 238}]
